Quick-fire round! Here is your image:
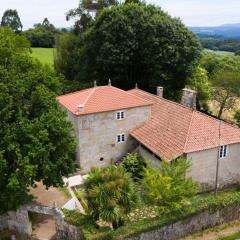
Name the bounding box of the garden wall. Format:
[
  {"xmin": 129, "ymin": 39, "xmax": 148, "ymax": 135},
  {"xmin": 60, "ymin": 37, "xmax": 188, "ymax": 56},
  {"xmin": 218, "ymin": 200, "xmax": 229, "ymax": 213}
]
[
  {"xmin": 126, "ymin": 204, "xmax": 240, "ymax": 240},
  {"xmin": 0, "ymin": 203, "xmax": 83, "ymax": 240}
]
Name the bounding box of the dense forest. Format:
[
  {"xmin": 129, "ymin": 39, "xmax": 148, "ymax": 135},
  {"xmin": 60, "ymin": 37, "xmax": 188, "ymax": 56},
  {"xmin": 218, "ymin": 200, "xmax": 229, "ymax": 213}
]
[{"xmin": 198, "ymin": 35, "xmax": 240, "ymax": 53}]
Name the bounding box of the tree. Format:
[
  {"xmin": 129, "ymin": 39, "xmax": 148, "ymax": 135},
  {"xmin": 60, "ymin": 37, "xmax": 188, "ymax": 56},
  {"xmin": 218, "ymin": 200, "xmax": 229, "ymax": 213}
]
[
  {"xmin": 121, "ymin": 153, "xmax": 146, "ymax": 181},
  {"xmin": 211, "ymin": 70, "xmax": 240, "ymax": 119},
  {"xmin": 66, "ymin": 0, "xmax": 118, "ymax": 34},
  {"xmin": 188, "ymin": 66, "xmax": 211, "ymax": 112},
  {"xmin": 84, "ymin": 166, "xmax": 138, "ymax": 229},
  {"xmin": 234, "ymin": 109, "xmax": 240, "ymax": 127},
  {"xmin": 141, "ymin": 158, "xmax": 198, "ymax": 214},
  {"xmin": 64, "ymin": 4, "xmax": 201, "ymax": 98},
  {"xmin": 1, "ymin": 9, "xmax": 23, "ymax": 33},
  {"xmin": 0, "ymin": 27, "xmax": 76, "ymax": 212},
  {"xmin": 201, "ymin": 51, "xmax": 240, "ymax": 77},
  {"xmin": 26, "ymin": 18, "xmax": 57, "ymax": 48},
  {"xmin": 41, "ymin": 18, "xmax": 55, "ymax": 31}
]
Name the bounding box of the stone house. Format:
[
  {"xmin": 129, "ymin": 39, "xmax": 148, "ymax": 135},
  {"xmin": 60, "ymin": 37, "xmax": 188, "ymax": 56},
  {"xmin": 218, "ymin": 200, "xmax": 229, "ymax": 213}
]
[{"xmin": 57, "ymin": 83, "xmax": 240, "ymax": 189}]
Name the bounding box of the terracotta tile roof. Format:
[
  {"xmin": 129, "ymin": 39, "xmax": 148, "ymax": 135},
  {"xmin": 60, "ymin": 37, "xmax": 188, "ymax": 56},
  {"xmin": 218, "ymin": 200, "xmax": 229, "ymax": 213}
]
[
  {"xmin": 129, "ymin": 88, "xmax": 240, "ymax": 160},
  {"xmin": 56, "ymin": 86, "xmax": 152, "ymax": 116}
]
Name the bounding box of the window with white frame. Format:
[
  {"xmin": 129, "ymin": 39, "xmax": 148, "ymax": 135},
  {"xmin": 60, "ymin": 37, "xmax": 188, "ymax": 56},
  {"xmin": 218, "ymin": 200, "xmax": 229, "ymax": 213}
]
[
  {"xmin": 219, "ymin": 145, "xmax": 228, "ymax": 159},
  {"xmin": 116, "ymin": 134, "xmax": 125, "ymax": 143},
  {"xmin": 116, "ymin": 111, "xmax": 125, "ymax": 120}
]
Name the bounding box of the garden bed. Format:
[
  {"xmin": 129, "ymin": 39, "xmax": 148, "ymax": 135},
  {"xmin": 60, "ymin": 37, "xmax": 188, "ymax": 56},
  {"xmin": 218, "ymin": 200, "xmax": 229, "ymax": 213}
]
[{"xmin": 64, "ymin": 188, "xmax": 240, "ymax": 240}]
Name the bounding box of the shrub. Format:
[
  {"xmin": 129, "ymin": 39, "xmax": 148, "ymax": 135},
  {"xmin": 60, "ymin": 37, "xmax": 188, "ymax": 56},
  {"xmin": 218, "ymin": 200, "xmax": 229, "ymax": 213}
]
[
  {"xmin": 84, "ymin": 166, "xmax": 139, "ymax": 229},
  {"xmin": 141, "ymin": 158, "xmax": 199, "ymax": 214},
  {"xmin": 121, "ymin": 153, "xmax": 146, "ymax": 181}
]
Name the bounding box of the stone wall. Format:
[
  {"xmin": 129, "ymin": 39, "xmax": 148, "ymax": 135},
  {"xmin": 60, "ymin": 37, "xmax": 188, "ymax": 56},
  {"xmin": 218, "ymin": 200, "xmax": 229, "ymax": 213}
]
[
  {"xmin": 187, "ymin": 143, "xmax": 240, "ymax": 191},
  {"xmin": 126, "ymin": 204, "xmax": 240, "ymax": 240},
  {"xmin": 56, "ymin": 218, "xmax": 83, "ymax": 240},
  {"xmin": 0, "ymin": 204, "xmax": 82, "ymax": 240},
  {"xmin": 138, "ymin": 145, "xmax": 161, "ymax": 167},
  {"xmin": 68, "ymin": 106, "xmax": 151, "ymax": 173}
]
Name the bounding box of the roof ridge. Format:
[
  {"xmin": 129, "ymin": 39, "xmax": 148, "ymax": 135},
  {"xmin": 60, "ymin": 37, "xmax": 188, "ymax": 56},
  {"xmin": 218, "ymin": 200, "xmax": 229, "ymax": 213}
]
[
  {"xmin": 82, "ymin": 87, "xmax": 96, "ymax": 107},
  {"xmin": 57, "ymin": 87, "xmax": 94, "ymax": 99},
  {"xmin": 113, "ymin": 87, "xmax": 153, "ymax": 105},
  {"xmin": 128, "ymin": 88, "xmax": 195, "ymax": 112},
  {"xmin": 183, "ymin": 111, "xmax": 195, "ymax": 152},
  {"xmin": 129, "ymin": 88, "xmax": 240, "ymax": 132}
]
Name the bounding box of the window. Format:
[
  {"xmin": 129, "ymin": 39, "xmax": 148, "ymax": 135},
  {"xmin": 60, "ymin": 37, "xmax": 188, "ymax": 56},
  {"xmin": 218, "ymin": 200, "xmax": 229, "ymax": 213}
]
[
  {"xmin": 219, "ymin": 145, "xmax": 228, "ymax": 159},
  {"xmin": 117, "ymin": 134, "xmax": 125, "ymax": 143},
  {"xmin": 116, "ymin": 111, "xmax": 125, "ymax": 120}
]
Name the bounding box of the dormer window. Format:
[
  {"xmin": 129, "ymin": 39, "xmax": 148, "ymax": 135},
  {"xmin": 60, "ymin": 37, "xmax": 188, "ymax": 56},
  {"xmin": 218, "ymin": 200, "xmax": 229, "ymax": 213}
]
[
  {"xmin": 116, "ymin": 111, "xmax": 125, "ymax": 120},
  {"xmin": 219, "ymin": 145, "xmax": 228, "ymax": 159}
]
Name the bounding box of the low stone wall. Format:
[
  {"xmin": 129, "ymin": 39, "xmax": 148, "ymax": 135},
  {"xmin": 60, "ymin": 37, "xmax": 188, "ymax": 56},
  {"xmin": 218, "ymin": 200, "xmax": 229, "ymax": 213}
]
[
  {"xmin": 126, "ymin": 204, "xmax": 240, "ymax": 240},
  {"xmin": 56, "ymin": 218, "xmax": 83, "ymax": 240},
  {"xmin": 0, "ymin": 203, "xmax": 82, "ymax": 240}
]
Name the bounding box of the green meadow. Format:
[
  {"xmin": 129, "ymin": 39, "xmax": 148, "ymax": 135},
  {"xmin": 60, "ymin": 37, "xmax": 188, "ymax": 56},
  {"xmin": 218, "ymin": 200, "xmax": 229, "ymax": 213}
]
[{"xmin": 31, "ymin": 48, "xmax": 54, "ymax": 66}]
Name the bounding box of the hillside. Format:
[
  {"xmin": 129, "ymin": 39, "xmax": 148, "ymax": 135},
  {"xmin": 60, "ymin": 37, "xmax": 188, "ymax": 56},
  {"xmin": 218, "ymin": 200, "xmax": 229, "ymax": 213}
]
[{"xmin": 190, "ymin": 23, "xmax": 240, "ymax": 39}]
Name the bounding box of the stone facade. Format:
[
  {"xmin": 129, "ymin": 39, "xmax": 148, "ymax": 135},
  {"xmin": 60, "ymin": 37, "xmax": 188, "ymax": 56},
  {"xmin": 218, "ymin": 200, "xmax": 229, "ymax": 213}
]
[
  {"xmin": 137, "ymin": 143, "xmax": 240, "ymax": 190},
  {"xmin": 68, "ymin": 106, "xmax": 151, "ymax": 173},
  {"xmin": 126, "ymin": 204, "xmax": 240, "ymax": 240},
  {"xmin": 138, "ymin": 145, "xmax": 161, "ymax": 167},
  {"xmin": 186, "ymin": 143, "xmax": 240, "ymax": 190}
]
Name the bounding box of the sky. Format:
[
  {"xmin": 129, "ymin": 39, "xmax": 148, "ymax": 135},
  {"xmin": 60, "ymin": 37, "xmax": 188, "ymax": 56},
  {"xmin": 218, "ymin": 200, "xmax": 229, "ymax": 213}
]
[{"xmin": 1, "ymin": 0, "xmax": 240, "ymax": 29}]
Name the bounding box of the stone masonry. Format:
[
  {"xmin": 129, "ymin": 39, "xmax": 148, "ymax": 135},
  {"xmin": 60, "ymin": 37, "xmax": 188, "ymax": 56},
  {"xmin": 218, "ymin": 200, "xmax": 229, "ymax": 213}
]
[{"xmin": 68, "ymin": 106, "xmax": 151, "ymax": 173}]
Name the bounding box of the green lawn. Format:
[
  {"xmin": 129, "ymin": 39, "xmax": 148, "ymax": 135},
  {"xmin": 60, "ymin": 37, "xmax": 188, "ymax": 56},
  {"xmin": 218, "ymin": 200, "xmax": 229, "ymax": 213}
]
[
  {"xmin": 218, "ymin": 232, "xmax": 240, "ymax": 240},
  {"xmin": 31, "ymin": 48, "xmax": 54, "ymax": 66}
]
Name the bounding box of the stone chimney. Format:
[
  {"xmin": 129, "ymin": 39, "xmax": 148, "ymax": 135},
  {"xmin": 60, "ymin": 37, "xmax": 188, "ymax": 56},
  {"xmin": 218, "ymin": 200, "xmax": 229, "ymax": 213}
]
[
  {"xmin": 181, "ymin": 88, "xmax": 197, "ymax": 110},
  {"xmin": 156, "ymin": 86, "xmax": 163, "ymax": 98}
]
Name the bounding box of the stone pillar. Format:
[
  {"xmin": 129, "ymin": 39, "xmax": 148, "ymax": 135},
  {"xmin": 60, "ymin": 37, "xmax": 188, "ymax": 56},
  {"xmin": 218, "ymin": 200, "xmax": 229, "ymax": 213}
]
[
  {"xmin": 156, "ymin": 86, "xmax": 163, "ymax": 98},
  {"xmin": 7, "ymin": 209, "xmax": 32, "ymax": 235},
  {"xmin": 181, "ymin": 88, "xmax": 197, "ymax": 110}
]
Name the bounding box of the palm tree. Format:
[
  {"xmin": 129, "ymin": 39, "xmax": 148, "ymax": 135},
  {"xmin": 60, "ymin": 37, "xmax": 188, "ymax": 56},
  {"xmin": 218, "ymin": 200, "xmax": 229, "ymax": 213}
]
[{"xmin": 84, "ymin": 166, "xmax": 138, "ymax": 229}]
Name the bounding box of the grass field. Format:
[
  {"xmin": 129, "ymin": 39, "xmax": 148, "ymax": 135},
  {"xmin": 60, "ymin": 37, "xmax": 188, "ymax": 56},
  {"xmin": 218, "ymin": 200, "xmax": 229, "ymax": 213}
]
[
  {"xmin": 31, "ymin": 48, "xmax": 54, "ymax": 66},
  {"xmin": 204, "ymin": 49, "xmax": 235, "ymax": 56}
]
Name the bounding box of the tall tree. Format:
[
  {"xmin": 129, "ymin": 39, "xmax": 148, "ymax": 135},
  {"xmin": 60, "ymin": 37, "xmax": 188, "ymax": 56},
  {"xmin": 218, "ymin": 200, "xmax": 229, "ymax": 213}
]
[
  {"xmin": 1, "ymin": 9, "xmax": 23, "ymax": 33},
  {"xmin": 66, "ymin": 0, "xmax": 118, "ymax": 34},
  {"xmin": 0, "ymin": 27, "xmax": 76, "ymax": 212},
  {"xmin": 211, "ymin": 70, "xmax": 240, "ymax": 119},
  {"xmin": 41, "ymin": 17, "xmax": 55, "ymax": 31},
  {"xmin": 61, "ymin": 4, "xmax": 201, "ymax": 98}
]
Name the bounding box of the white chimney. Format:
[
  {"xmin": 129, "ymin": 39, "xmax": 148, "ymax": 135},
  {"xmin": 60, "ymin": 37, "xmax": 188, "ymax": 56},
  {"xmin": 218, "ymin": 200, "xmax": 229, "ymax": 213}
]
[
  {"xmin": 156, "ymin": 86, "xmax": 163, "ymax": 98},
  {"xmin": 77, "ymin": 104, "xmax": 84, "ymax": 112},
  {"xmin": 181, "ymin": 88, "xmax": 197, "ymax": 110}
]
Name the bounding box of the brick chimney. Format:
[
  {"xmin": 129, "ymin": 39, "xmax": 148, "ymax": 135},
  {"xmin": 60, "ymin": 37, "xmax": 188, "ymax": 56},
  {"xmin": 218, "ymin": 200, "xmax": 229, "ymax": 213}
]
[
  {"xmin": 181, "ymin": 88, "xmax": 197, "ymax": 110},
  {"xmin": 156, "ymin": 86, "xmax": 163, "ymax": 98}
]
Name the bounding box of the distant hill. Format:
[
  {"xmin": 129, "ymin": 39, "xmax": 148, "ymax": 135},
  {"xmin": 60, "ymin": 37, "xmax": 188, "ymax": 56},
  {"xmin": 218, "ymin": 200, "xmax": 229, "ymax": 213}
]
[{"xmin": 190, "ymin": 23, "xmax": 240, "ymax": 39}]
